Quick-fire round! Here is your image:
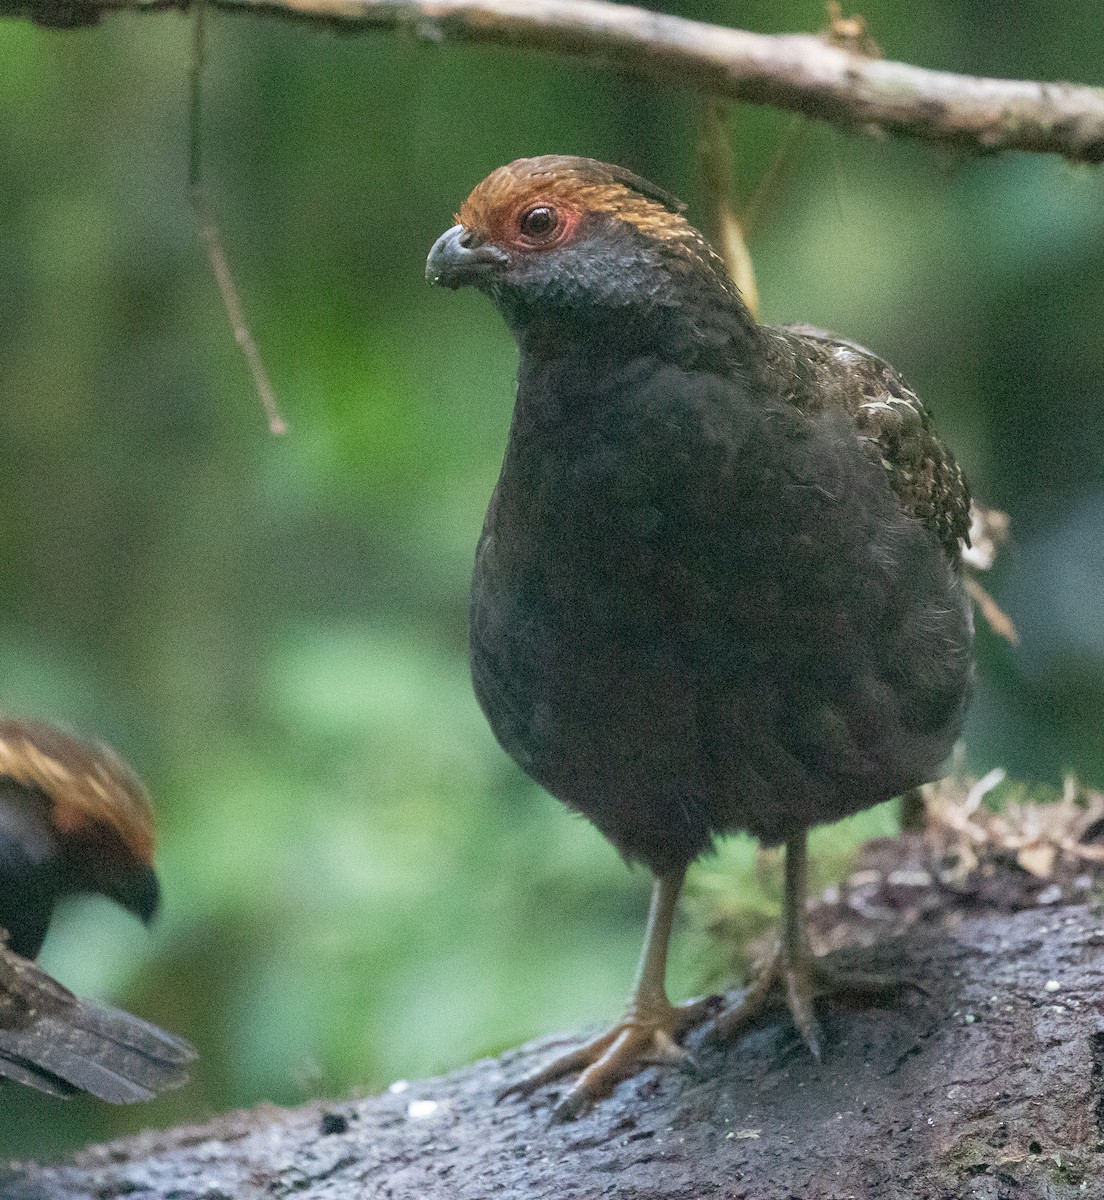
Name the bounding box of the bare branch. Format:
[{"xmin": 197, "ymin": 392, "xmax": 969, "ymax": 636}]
[{"xmin": 10, "ymin": 0, "xmax": 1104, "ymax": 164}]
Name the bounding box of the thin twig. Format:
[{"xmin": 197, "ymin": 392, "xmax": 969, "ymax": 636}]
[
  {"xmin": 698, "ymin": 104, "xmax": 759, "ymax": 320},
  {"xmin": 189, "ymin": 0, "xmax": 204, "ymax": 190},
  {"xmin": 962, "ymin": 503, "xmax": 1018, "ymax": 644},
  {"xmin": 823, "ymin": 1, "xmax": 881, "ymax": 59},
  {"xmin": 18, "ymin": 0, "xmax": 1103, "ymax": 165},
  {"xmin": 189, "ymin": 0, "xmax": 287, "ymax": 435},
  {"xmin": 739, "ymin": 117, "xmax": 805, "ymax": 239},
  {"xmin": 966, "ymin": 576, "xmax": 1019, "ymax": 646}
]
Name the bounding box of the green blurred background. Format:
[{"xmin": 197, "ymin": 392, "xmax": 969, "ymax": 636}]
[{"xmin": 0, "ymin": 0, "xmax": 1101, "ymax": 1160}]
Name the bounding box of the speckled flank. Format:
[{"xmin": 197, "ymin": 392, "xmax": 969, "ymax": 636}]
[{"xmin": 766, "ymin": 327, "xmax": 972, "ymax": 561}]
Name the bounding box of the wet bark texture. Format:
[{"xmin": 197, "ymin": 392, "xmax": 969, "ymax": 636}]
[{"xmin": 3, "ymin": 897, "xmax": 1103, "ymax": 1200}]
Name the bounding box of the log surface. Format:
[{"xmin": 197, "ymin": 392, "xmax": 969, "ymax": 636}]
[{"xmin": 3, "ymin": 901, "xmax": 1103, "ymax": 1199}]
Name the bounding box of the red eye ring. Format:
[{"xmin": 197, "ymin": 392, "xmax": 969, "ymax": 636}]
[{"xmin": 518, "ymin": 205, "xmax": 559, "ymax": 240}]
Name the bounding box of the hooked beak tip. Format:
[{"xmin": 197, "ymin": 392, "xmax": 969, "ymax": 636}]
[{"xmin": 426, "ymin": 225, "xmax": 507, "ymax": 288}]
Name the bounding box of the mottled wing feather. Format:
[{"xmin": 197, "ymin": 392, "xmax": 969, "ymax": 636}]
[
  {"xmin": 777, "ymin": 325, "xmax": 971, "ymax": 561},
  {"xmin": 0, "ymin": 936, "xmax": 75, "ymax": 1024},
  {"xmin": 0, "ymin": 936, "xmax": 196, "ymax": 1102}
]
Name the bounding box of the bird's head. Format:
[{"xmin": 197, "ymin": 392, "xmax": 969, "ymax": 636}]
[
  {"xmin": 426, "ymin": 156, "xmax": 741, "ymax": 334},
  {"xmin": 0, "ymin": 720, "xmax": 160, "ymax": 928}
]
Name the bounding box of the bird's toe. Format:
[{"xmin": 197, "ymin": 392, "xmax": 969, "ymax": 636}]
[{"xmin": 499, "ymin": 998, "xmax": 711, "ymax": 1119}]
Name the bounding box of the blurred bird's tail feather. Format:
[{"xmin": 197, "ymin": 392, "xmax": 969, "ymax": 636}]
[
  {"xmin": 0, "ymin": 946, "xmax": 196, "ymax": 1103},
  {"xmin": 0, "ymin": 997, "xmax": 195, "ymax": 1103}
]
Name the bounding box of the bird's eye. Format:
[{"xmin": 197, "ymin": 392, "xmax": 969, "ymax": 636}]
[{"xmin": 518, "ymin": 206, "xmax": 558, "ymax": 240}]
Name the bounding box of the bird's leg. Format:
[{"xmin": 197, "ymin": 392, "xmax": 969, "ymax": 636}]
[
  {"xmin": 710, "ymin": 832, "xmax": 899, "ymax": 1059},
  {"xmin": 898, "ymin": 787, "xmax": 927, "ymax": 833},
  {"xmin": 501, "ymin": 868, "xmax": 713, "ymax": 1120}
]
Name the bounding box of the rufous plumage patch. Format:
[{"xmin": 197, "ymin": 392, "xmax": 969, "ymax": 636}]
[
  {"xmin": 0, "ymin": 720, "xmax": 154, "ymax": 865},
  {"xmin": 457, "ymin": 155, "xmax": 712, "ymax": 260}
]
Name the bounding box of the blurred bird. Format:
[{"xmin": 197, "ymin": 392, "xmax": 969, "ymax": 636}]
[
  {"xmin": 427, "ymin": 156, "xmax": 973, "ymax": 1118},
  {"xmin": 0, "ymin": 719, "xmax": 195, "ymax": 1102}
]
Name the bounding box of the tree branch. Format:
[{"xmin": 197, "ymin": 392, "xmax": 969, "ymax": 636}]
[{"xmin": 8, "ymin": 0, "xmax": 1104, "ymax": 164}]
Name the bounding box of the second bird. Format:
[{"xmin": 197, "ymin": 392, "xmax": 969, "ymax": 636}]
[
  {"xmin": 0, "ymin": 719, "xmax": 195, "ymax": 1103},
  {"xmin": 427, "ymin": 156, "xmax": 974, "ymax": 1119}
]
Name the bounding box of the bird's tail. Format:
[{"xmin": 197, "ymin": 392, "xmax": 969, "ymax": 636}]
[{"xmin": 0, "ymin": 957, "xmax": 195, "ymax": 1103}]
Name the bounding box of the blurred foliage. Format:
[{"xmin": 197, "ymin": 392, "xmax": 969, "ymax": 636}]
[{"xmin": 0, "ymin": 0, "xmax": 1102, "ymax": 1161}]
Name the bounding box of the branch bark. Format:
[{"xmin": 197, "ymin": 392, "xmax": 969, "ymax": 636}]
[
  {"xmin": 5, "ymin": 899, "xmax": 1104, "ymax": 1200},
  {"xmin": 5, "ymin": 0, "xmax": 1104, "ymax": 164}
]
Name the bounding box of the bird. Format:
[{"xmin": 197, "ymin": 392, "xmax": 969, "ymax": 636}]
[
  {"xmin": 0, "ymin": 718, "xmax": 195, "ymax": 1102},
  {"xmin": 426, "ymin": 155, "xmax": 974, "ymax": 1118}
]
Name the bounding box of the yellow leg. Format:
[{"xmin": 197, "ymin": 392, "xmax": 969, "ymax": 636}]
[
  {"xmin": 501, "ymin": 868, "xmax": 713, "ymax": 1120},
  {"xmin": 711, "ymin": 831, "xmax": 900, "ymax": 1058}
]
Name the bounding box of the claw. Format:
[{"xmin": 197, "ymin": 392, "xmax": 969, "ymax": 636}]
[
  {"xmin": 498, "ymin": 1029, "xmax": 619, "ymax": 1102},
  {"xmin": 708, "ymin": 833, "xmax": 911, "ymax": 1058},
  {"xmin": 644, "ymin": 1028, "xmax": 690, "ymax": 1066},
  {"xmin": 708, "ymin": 935, "xmax": 908, "ymax": 1057},
  {"xmin": 499, "ymin": 873, "xmax": 716, "ymax": 1118},
  {"xmin": 782, "ymin": 953, "xmax": 823, "ymax": 1059},
  {"xmin": 499, "ymin": 997, "xmax": 713, "ymax": 1119},
  {"xmin": 551, "ymin": 1087, "xmax": 594, "ymax": 1124}
]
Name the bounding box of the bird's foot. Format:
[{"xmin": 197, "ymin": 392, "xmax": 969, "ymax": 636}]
[
  {"xmin": 707, "ymin": 939, "xmax": 903, "ymax": 1060},
  {"xmin": 500, "ymin": 994, "xmax": 715, "ymax": 1121}
]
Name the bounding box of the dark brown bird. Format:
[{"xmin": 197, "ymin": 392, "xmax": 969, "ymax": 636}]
[
  {"xmin": 0, "ymin": 719, "xmax": 195, "ymax": 1102},
  {"xmin": 427, "ymin": 156, "xmax": 973, "ymax": 1118}
]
